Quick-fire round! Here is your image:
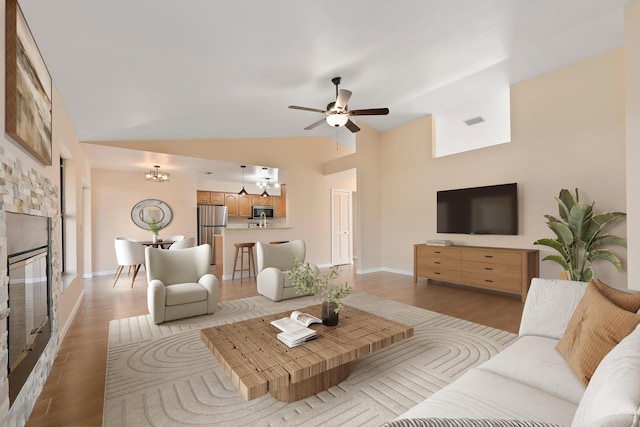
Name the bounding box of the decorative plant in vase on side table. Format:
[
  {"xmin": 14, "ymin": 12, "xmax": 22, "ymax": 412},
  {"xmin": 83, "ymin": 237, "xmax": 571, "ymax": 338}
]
[
  {"xmin": 533, "ymin": 188, "xmax": 627, "ymax": 282},
  {"xmin": 288, "ymin": 257, "xmax": 351, "ymax": 326},
  {"xmin": 145, "ymin": 218, "xmax": 164, "ymax": 244}
]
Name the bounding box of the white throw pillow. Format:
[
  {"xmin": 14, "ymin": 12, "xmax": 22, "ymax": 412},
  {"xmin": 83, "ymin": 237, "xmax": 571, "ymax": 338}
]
[
  {"xmin": 519, "ymin": 278, "xmax": 587, "ymax": 340},
  {"xmin": 571, "ymin": 323, "xmax": 640, "ymax": 427}
]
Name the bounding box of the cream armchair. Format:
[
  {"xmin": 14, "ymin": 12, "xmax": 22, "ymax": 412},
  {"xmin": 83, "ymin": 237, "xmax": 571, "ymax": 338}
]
[
  {"xmin": 145, "ymin": 244, "xmax": 219, "ymax": 324},
  {"xmin": 256, "ymin": 240, "xmax": 318, "ymax": 302}
]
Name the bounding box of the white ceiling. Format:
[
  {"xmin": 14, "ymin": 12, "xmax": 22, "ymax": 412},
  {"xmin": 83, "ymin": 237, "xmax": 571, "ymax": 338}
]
[{"xmin": 19, "ymin": 0, "xmax": 630, "ymax": 177}]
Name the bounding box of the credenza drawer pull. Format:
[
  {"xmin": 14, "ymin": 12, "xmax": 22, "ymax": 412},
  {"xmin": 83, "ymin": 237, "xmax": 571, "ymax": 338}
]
[
  {"xmin": 435, "ymin": 251, "xmax": 441, "ymax": 254},
  {"xmin": 484, "ymin": 255, "xmax": 494, "ymax": 258},
  {"xmin": 484, "ymin": 267, "xmax": 493, "ymax": 271},
  {"xmin": 434, "ymin": 272, "xmax": 441, "ymax": 275},
  {"xmin": 434, "ymin": 261, "xmax": 441, "ymax": 265},
  {"xmin": 485, "ymin": 279, "xmax": 494, "ymax": 283}
]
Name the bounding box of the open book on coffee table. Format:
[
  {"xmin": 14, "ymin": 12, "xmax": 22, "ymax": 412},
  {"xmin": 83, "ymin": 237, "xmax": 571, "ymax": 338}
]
[{"xmin": 271, "ymin": 311, "xmax": 321, "ymax": 347}]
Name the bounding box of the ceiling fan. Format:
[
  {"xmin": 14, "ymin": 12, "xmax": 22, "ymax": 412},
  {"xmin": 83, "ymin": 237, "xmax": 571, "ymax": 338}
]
[{"xmin": 288, "ymin": 77, "xmax": 389, "ymax": 133}]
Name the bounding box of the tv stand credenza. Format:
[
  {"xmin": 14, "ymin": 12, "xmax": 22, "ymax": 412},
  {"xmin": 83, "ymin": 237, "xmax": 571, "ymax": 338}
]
[{"xmin": 413, "ymin": 244, "xmax": 539, "ymax": 302}]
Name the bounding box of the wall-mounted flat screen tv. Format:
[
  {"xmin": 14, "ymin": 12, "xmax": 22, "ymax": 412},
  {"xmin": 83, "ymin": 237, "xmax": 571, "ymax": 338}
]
[{"xmin": 437, "ymin": 183, "xmax": 518, "ymax": 235}]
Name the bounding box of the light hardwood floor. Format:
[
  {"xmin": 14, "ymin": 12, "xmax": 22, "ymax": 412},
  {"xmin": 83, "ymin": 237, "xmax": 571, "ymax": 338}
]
[{"xmin": 26, "ymin": 265, "xmax": 524, "ymax": 426}]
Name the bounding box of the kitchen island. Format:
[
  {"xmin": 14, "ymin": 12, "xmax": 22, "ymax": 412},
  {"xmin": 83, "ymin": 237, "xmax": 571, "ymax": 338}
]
[{"xmin": 220, "ymin": 227, "xmax": 294, "ymax": 280}]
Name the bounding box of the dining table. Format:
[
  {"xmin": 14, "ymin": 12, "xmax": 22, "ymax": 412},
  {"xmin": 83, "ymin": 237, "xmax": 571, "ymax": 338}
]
[{"xmin": 138, "ymin": 240, "xmax": 174, "ymax": 249}]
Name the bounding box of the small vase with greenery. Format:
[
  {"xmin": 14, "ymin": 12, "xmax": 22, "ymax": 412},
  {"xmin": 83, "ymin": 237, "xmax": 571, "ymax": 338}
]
[
  {"xmin": 145, "ymin": 218, "xmax": 164, "ymax": 243},
  {"xmin": 533, "ymin": 188, "xmax": 626, "ymax": 282},
  {"xmin": 288, "ymin": 257, "xmax": 351, "ymax": 326}
]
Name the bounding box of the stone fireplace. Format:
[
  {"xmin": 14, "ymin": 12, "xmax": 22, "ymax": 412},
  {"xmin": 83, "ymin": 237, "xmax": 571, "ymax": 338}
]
[
  {"xmin": 1, "ymin": 146, "xmax": 60, "ymax": 426},
  {"xmin": 6, "ymin": 212, "xmax": 51, "ymax": 406}
]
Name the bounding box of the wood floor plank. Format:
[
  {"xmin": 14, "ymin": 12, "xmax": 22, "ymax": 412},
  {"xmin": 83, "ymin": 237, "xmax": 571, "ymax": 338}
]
[{"xmin": 25, "ymin": 265, "xmax": 523, "ymax": 426}]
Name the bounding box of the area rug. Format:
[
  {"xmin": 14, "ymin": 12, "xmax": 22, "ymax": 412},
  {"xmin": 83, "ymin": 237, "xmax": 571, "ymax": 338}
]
[{"xmin": 104, "ymin": 292, "xmax": 517, "ymax": 427}]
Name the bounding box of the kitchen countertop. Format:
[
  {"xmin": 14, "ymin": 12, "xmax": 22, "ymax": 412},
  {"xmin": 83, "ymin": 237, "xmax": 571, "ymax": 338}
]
[{"xmin": 224, "ymin": 226, "xmax": 292, "ymax": 231}]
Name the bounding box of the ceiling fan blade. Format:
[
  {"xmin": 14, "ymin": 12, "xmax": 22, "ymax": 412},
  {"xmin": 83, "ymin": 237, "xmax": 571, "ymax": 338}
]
[
  {"xmin": 345, "ymin": 119, "xmax": 361, "ymax": 133},
  {"xmin": 349, "ymin": 107, "xmax": 390, "ymax": 116},
  {"xmin": 335, "ymin": 89, "xmax": 352, "ymax": 111},
  {"xmin": 289, "ymin": 105, "xmax": 326, "ymax": 114},
  {"xmin": 304, "ymin": 118, "xmax": 326, "ymax": 130}
]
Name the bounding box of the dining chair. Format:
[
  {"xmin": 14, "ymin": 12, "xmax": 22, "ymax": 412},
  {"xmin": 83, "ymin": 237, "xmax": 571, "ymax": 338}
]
[
  {"xmin": 164, "ymin": 235, "xmax": 185, "ymax": 242},
  {"xmin": 113, "ymin": 238, "xmax": 146, "ymax": 288},
  {"xmin": 168, "ymin": 237, "xmax": 196, "ymax": 250}
]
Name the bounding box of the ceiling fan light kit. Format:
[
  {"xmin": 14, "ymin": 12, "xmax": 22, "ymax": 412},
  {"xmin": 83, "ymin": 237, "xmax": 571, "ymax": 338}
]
[
  {"xmin": 289, "ymin": 77, "xmax": 389, "ymax": 133},
  {"xmin": 326, "ymin": 113, "xmax": 349, "ymax": 127}
]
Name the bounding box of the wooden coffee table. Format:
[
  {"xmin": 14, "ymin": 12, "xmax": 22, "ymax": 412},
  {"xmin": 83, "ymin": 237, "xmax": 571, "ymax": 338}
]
[{"xmin": 200, "ymin": 304, "xmax": 414, "ymax": 402}]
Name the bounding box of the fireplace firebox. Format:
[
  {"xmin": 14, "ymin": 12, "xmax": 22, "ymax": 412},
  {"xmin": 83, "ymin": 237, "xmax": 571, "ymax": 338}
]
[{"xmin": 6, "ymin": 212, "xmax": 51, "ymax": 406}]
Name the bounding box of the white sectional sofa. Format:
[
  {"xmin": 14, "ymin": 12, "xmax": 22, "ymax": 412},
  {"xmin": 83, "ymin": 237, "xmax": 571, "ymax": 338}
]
[{"xmin": 387, "ymin": 278, "xmax": 640, "ymax": 427}]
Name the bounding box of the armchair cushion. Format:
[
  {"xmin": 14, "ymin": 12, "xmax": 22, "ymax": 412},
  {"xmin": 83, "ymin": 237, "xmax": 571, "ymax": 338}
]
[{"xmin": 165, "ymin": 282, "xmax": 208, "ymax": 306}]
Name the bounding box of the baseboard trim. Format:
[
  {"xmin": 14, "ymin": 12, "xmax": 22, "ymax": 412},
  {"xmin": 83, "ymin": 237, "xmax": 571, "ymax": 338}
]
[{"xmin": 59, "ymin": 289, "xmax": 84, "ymax": 342}]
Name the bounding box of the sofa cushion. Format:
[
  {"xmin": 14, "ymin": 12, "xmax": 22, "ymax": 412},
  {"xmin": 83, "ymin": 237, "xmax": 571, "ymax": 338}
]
[
  {"xmin": 556, "ymin": 280, "xmax": 640, "ymax": 386},
  {"xmin": 384, "ymin": 419, "xmax": 562, "ymax": 427},
  {"xmin": 478, "ymin": 336, "xmax": 585, "ymax": 405},
  {"xmin": 571, "ymin": 323, "xmax": 640, "ymax": 427},
  {"xmin": 396, "ymin": 368, "xmax": 577, "ymax": 426},
  {"xmin": 165, "ymin": 282, "xmax": 207, "ymax": 306},
  {"xmin": 518, "ymin": 278, "xmax": 587, "ymax": 340}
]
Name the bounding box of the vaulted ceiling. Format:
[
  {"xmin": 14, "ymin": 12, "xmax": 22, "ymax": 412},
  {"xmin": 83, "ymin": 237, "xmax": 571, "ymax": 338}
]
[{"xmin": 19, "ymin": 0, "xmax": 630, "ymax": 175}]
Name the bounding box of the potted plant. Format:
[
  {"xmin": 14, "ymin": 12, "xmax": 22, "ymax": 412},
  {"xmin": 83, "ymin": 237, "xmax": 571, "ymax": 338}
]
[
  {"xmin": 288, "ymin": 257, "xmax": 351, "ymax": 326},
  {"xmin": 145, "ymin": 218, "xmax": 164, "ymax": 243},
  {"xmin": 533, "ymin": 188, "xmax": 627, "ymax": 282}
]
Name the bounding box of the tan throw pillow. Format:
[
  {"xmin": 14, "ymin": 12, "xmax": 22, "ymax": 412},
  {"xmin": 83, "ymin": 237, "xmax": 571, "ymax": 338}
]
[
  {"xmin": 556, "ymin": 281, "xmax": 640, "ymax": 386},
  {"xmin": 591, "ymin": 278, "xmax": 640, "ymax": 312}
]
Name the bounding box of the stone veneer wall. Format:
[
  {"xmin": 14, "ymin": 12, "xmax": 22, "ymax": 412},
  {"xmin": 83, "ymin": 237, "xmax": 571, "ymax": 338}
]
[{"xmin": 0, "ymin": 146, "xmax": 60, "ymax": 427}]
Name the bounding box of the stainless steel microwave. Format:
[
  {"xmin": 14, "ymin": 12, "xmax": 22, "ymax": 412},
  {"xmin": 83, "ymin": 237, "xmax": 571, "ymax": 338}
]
[{"xmin": 252, "ymin": 205, "xmax": 274, "ymax": 219}]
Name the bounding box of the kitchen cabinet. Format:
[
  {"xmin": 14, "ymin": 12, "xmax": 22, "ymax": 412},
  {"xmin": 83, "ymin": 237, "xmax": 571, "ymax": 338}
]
[
  {"xmin": 280, "ymin": 184, "xmax": 287, "ymax": 217},
  {"xmin": 197, "ymin": 189, "xmax": 285, "ymax": 218},
  {"xmin": 414, "ymin": 244, "xmax": 539, "ymax": 302},
  {"xmin": 238, "ymin": 194, "xmax": 252, "ymax": 218},
  {"xmin": 272, "ymin": 196, "xmax": 282, "ymax": 218},
  {"xmin": 210, "ymin": 192, "xmax": 225, "ymax": 205},
  {"xmin": 224, "ymin": 193, "xmax": 238, "ymax": 216},
  {"xmin": 251, "ymin": 194, "xmax": 271, "ymax": 206},
  {"xmin": 197, "ymin": 191, "xmax": 211, "ymax": 203}
]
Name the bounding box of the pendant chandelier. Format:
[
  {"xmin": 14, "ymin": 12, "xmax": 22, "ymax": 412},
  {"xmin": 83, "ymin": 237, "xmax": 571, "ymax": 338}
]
[
  {"xmin": 257, "ymin": 167, "xmax": 280, "ymax": 196},
  {"xmin": 238, "ymin": 165, "xmax": 248, "ymax": 195},
  {"xmin": 261, "ymin": 178, "xmax": 270, "ymax": 197},
  {"xmin": 144, "ymin": 165, "xmax": 170, "ymax": 183}
]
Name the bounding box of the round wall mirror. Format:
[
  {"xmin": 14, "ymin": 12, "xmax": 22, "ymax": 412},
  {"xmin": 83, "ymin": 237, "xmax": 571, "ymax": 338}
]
[{"xmin": 131, "ymin": 199, "xmax": 172, "ymax": 230}]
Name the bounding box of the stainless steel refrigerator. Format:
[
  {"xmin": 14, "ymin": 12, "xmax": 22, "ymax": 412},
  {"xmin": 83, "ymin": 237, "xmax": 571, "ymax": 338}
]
[{"xmin": 197, "ymin": 204, "xmax": 228, "ymax": 265}]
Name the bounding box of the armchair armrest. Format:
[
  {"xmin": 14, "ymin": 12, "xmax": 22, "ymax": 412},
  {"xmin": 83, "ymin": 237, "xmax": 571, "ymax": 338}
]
[
  {"xmin": 147, "ymin": 279, "xmax": 167, "ymax": 325},
  {"xmin": 519, "ymin": 278, "xmax": 587, "ymax": 339},
  {"xmin": 257, "ymin": 267, "xmax": 286, "ymax": 301},
  {"xmin": 198, "ymin": 273, "xmax": 219, "ymax": 314}
]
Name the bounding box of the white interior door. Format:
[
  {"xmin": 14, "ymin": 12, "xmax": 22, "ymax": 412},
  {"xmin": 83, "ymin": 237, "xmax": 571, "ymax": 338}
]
[{"xmin": 331, "ymin": 189, "xmax": 352, "ymax": 266}]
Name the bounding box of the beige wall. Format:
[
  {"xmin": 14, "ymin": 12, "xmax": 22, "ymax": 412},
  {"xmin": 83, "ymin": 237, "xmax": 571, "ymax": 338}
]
[
  {"xmin": 91, "ymin": 170, "xmax": 198, "ymax": 274},
  {"xmin": 89, "ymin": 138, "xmax": 357, "ymax": 274},
  {"xmin": 52, "ymin": 86, "xmax": 91, "ymax": 330},
  {"xmin": 377, "ymin": 48, "xmax": 628, "ymax": 287},
  {"xmin": 626, "ymin": 0, "xmax": 640, "ymax": 290}
]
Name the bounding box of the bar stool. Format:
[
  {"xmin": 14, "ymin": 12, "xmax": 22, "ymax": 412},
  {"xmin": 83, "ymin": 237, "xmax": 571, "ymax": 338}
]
[{"xmin": 232, "ymin": 242, "xmax": 256, "ymax": 283}]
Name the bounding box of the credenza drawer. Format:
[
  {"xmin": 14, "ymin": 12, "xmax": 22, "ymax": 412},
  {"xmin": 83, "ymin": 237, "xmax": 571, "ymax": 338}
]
[
  {"xmin": 461, "ymin": 271, "xmax": 522, "ymax": 293},
  {"xmin": 461, "ymin": 249, "xmax": 522, "ymax": 265},
  {"xmin": 416, "ymin": 256, "xmax": 461, "ymax": 271},
  {"xmin": 416, "ymin": 246, "xmax": 461, "ymax": 260},
  {"xmin": 461, "ymin": 260, "xmax": 521, "ymax": 279},
  {"xmin": 421, "ymin": 267, "xmax": 461, "ymax": 283}
]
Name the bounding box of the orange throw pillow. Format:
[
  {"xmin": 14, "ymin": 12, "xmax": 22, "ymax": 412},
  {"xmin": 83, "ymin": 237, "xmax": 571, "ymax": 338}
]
[
  {"xmin": 591, "ymin": 278, "xmax": 640, "ymax": 312},
  {"xmin": 556, "ymin": 280, "xmax": 640, "ymax": 386}
]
